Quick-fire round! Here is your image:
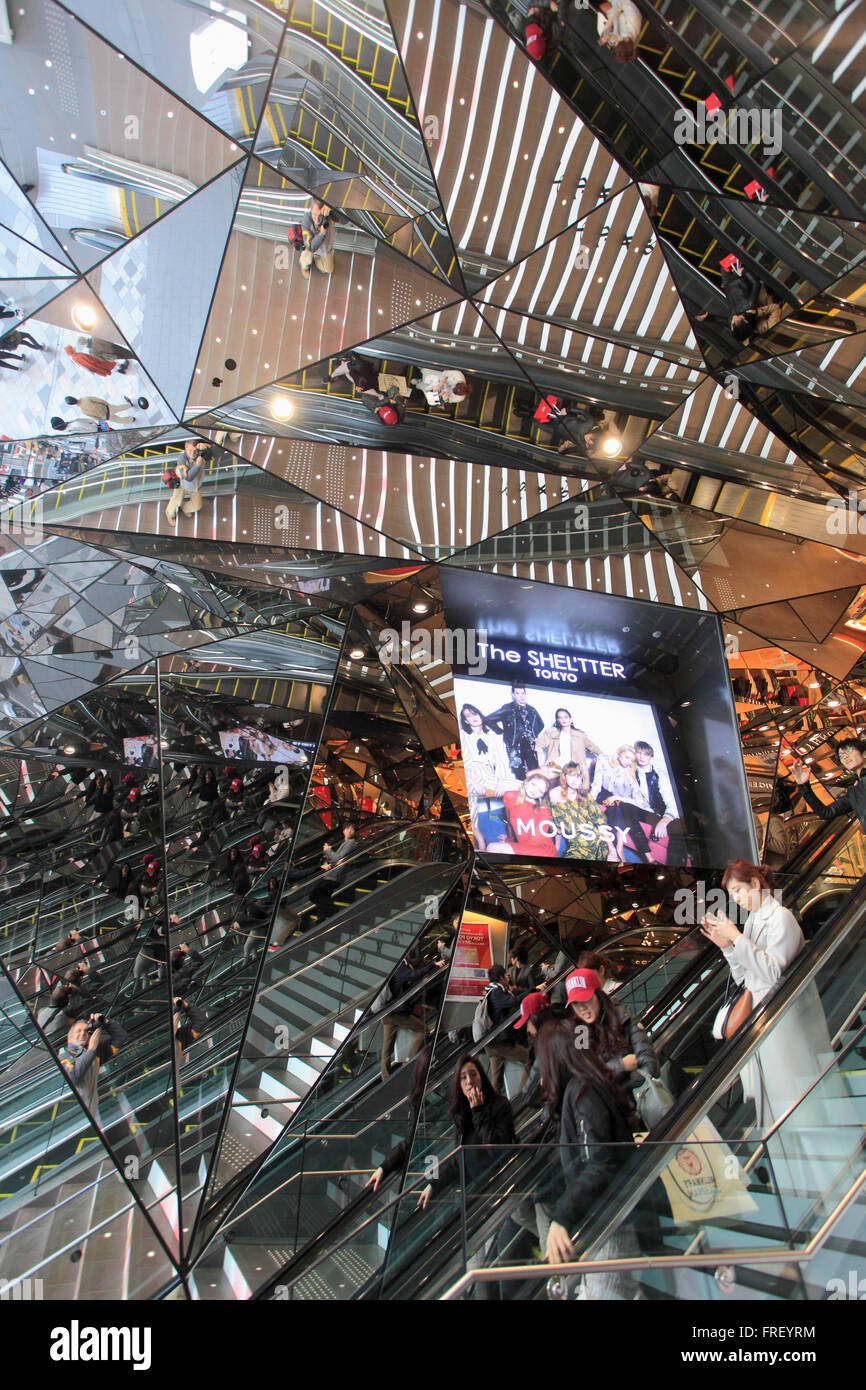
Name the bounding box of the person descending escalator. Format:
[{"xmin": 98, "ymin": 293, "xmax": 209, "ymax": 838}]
[{"xmin": 535, "ymin": 1019, "xmax": 643, "ymax": 1298}]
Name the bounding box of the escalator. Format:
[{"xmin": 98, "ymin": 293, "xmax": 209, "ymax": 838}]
[
  {"xmin": 387, "ymin": 832, "xmax": 866, "ymax": 1299},
  {"xmin": 243, "ymin": 812, "xmax": 864, "ymax": 1299},
  {"xmin": 0, "ymin": 818, "xmax": 467, "ymax": 1294}
]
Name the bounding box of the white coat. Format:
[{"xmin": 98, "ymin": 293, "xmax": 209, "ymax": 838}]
[{"xmin": 721, "ymin": 895, "xmax": 836, "ymax": 1129}]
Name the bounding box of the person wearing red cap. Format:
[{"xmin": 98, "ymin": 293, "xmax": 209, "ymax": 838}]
[
  {"xmin": 565, "ymin": 967, "xmax": 658, "ymax": 1092},
  {"xmin": 359, "ymin": 384, "xmax": 405, "ymax": 426}
]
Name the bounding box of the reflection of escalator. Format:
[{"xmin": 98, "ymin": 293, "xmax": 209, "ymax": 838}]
[{"xmin": 0, "ymin": 821, "xmax": 468, "ymax": 1292}]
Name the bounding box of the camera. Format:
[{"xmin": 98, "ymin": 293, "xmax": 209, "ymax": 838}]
[
  {"xmin": 318, "ymin": 216, "xmax": 330, "ymax": 230},
  {"xmin": 84, "ymin": 1013, "xmax": 105, "ymax": 1035}
]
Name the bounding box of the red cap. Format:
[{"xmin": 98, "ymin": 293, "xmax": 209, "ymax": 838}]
[
  {"xmin": 565, "ymin": 968, "xmax": 601, "ymax": 1004},
  {"xmin": 377, "ymin": 405, "xmax": 399, "ymax": 425},
  {"xmin": 743, "ymin": 179, "xmax": 765, "ymax": 200},
  {"xmin": 704, "ymin": 92, "xmax": 722, "ymax": 112},
  {"xmin": 229, "ymin": 778, "xmax": 242, "ymax": 792},
  {"xmin": 719, "ymin": 253, "xmax": 742, "ymax": 273},
  {"xmin": 525, "ymin": 22, "xmax": 545, "ymax": 59},
  {"xmin": 515, "ymin": 991, "xmax": 551, "ymax": 1029}
]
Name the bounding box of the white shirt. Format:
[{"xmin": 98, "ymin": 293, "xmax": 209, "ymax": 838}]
[
  {"xmin": 415, "ymin": 368, "xmax": 466, "ymax": 405},
  {"xmin": 558, "ymin": 729, "xmax": 571, "ymax": 766},
  {"xmin": 597, "ymin": 0, "xmax": 642, "ymax": 41},
  {"xmin": 460, "ymin": 728, "xmax": 515, "ymax": 797}
]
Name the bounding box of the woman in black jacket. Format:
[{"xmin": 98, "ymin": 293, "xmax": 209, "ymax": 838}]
[
  {"xmin": 566, "ymin": 967, "xmax": 659, "ymax": 1091},
  {"xmin": 418, "ymin": 1052, "xmax": 515, "ymax": 1209},
  {"xmin": 91, "ymin": 777, "xmax": 115, "ymax": 815},
  {"xmin": 536, "ymin": 1019, "xmax": 640, "ymax": 1294},
  {"xmin": 197, "ymin": 768, "xmax": 221, "ymax": 804}
]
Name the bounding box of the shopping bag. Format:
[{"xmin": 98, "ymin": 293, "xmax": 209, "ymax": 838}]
[{"xmin": 658, "ymin": 1117, "xmax": 758, "ymax": 1222}]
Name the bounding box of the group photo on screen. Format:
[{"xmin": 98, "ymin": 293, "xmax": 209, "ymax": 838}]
[{"xmin": 455, "ymin": 677, "xmax": 688, "ymax": 866}]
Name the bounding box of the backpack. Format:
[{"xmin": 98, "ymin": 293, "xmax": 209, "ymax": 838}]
[
  {"xmin": 289, "ymin": 226, "xmax": 304, "ymax": 252},
  {"xmin": 472, "ymin": 989, "xmax": 493, "ymax": 1042}
]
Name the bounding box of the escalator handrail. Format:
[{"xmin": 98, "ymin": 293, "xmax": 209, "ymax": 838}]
[{"xmin": 563, "ymin": 870, "xmax": 866, "ymax": 1269}]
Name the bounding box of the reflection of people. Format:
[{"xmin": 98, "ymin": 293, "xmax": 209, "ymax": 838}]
[
  {"xmin": 459, "ymin": 703, "xmax": 517, "ymax": 849},
  {"xmin": 792, "ymin": 739, "xmax": 866, "ymax": 832},
  {"xmin": 535, "ymin": 708, "xmax": 601, "ymax": 787},
  {"xmin": 590, "ymin": 746, "xmax": 654, "ymax": 863},
  {"xmin": 410, "ymin": 367, "xmax": 469, "ymax": 406},
  {"xmin": 165, "ymin": 440, "xmax": 205, "ymax": 522},
  {"xmin": 58, "ymin": 1014, "xmax": 126, "ymax": 1119},
  {"xmin": 487, "ymin": 685, "xmax": 544, "ymax": 781},
  {"xmin": 309, "ymin": 822, "xmax": 358, "ymax": 919},
  {"xmin": 549, "ymin": 763, "xmax": 617, "ymax": 860},
  {"xmin": 596, "ymin": 0, "xmax": 641, "ymax": 62},
  {"xmin": 300, "ymin": 198, "xmax": 336, "ymax": 278},
  {"xmin": 380, "ymin": 951, "xmax": 427, "ymax": 1080},
  {"xmin": 502, "ymin": 769, "xmax": 559, "ymax": 857}
]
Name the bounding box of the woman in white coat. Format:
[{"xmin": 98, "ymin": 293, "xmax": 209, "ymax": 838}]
[{"xmin": 700, "ymin": 859, "xmax": 839, "ymax": 1146}]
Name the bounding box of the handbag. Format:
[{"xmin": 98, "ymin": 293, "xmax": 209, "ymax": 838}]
[
  {"xmin": 711, "ymin": 978, "xmax": 754, "ymax": 1041},
  {"xmin": 633, "ymin": 1068, "xmax": 675, "ymax": 1130}
]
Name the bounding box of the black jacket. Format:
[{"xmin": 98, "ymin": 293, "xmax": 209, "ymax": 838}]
[
  {"xmin": 594, "ymin": 1002, "xmax": 659, "ymax": 1091},
  {"xmin": 389, "ymin": 960, "xmax": 428, "ymax": 1004},
  {"xmin": 721, "ymin": 266, "xmax": 761, "ymax": 316},
  {"xmin": 431, "ymin": 1092, "xmax": 516, "ymax": 1192},
  {"xmin": 801, "ymin": 772, "xmax": 866, "ymax": 832},
  {"xmin": 550, "ymin": 1077, "xmax": 635, "ymax": 1230},
  {"xmin": 485, "ymin": 982, "xmax": 521, "ymax": 1043},
  {"xmin": 486, "ymin": 701, "xmax": 544, "ymax": 753}
]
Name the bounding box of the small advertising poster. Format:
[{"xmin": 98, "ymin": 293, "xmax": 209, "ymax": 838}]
[{"xmin": 446, "ymin": 909, "xmax": 507, "ymax": 1002}]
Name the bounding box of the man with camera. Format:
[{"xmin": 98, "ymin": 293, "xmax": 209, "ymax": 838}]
[
  {"xmin": 172, "ymin": 996, "xmax": 207, "ymax": 1055},
  {"xmin": 58, "ymin": 1013, "xmax": 127, "ymax": 1118},
  {"xmin": 165, "ymin": 439, "xmax": 210, "ymax": 523},
  {"xmin": 300, "ymin": 198, "xmax": 336, "ymax": 278}
]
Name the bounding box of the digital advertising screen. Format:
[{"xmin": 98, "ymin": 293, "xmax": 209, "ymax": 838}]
[
  {"xmin": 439, "ymin": 568, "xmax": 755, "ymax": 871},
  {"xmin": 218, "ymin": 728, "xmax": 313, "ymax": 765},
  {"xmin": 123, "ymin": 736, "xmax": 160, "ymax": 767}
]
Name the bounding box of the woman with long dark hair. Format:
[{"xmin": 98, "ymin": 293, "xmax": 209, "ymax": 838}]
[
  {"xmin": 416, "ymin": 1052, "xmax": 515, "ymax": 1209},
  {"xmin": 565, "ymin": 967, "xmax": 658, "ymax": 1091},
  {"xmin": 535, "ymin": 1018, "xmax": 641, "ymax": 1296}
]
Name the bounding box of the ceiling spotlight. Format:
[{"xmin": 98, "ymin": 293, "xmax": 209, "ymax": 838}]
[
  {"xmin": 63, "ymin": 745, "xmax": 76, "ymax": 754},
  {"xmin": 602, "ymin": 434, "xmax": 622, "ymax": 456},
  {"xmin": 71, "ymin": 302, "xmax": 97, "ymax": 331},
  {"xmin": 349, "ymin": 647, "xmax": 365, "ymax": 660},
  {"xmin": 270, "ymin": 397, "xmax": 292, "ymax": 421},
  {"xmin": 412, "ymin": 602, "xmax": 429, "ymax": 614}
]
